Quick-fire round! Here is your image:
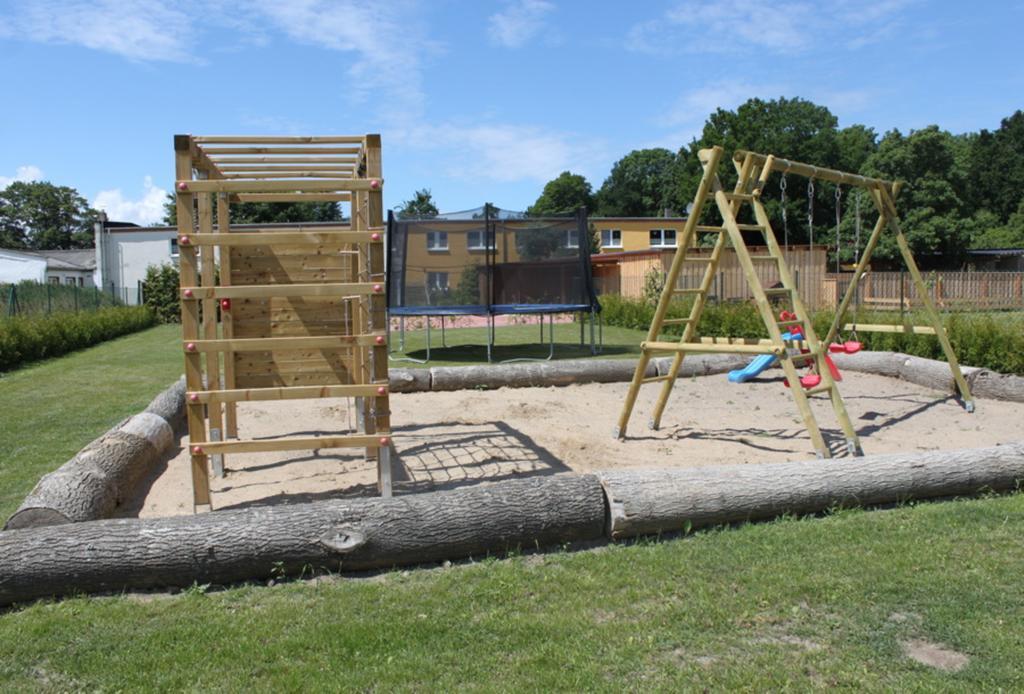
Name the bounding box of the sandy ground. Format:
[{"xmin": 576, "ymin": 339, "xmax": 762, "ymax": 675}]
[{"xmin": 130, "ymin": 371, "xmax": 1024, "ymax": 518}]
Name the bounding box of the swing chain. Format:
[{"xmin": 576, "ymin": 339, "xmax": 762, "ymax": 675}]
[
  {"xmin": 835, "ymin": 184, "xmax": 842, "ymax": 274},
  {"xmin": 854, "ymin": 190, "xmax": 861, "ymax": 264},
  {"xmin": 807, "ymin": 179, "xmax": 815, "ymax": 249},
  {"xmin": 780, "ymin": 173, "xmax": 789, "ymax": 250}
]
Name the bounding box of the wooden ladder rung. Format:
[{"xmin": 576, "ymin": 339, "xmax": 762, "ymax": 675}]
[
  {"xmin": 777, "ymin": 319, "xmax": 803, "ymax": 328},
  {"xmin": 695, "ymin": 225, "xmax": 726, "ymax": 233},
  {"xmin": 682, "ymin": 256, "xmax": 713, "ymax": 263},
  {"xmin": 735, "ymin": 224, "xmax": 765, "ymax": 231},
  {"xmin": 787, "ymin": 352, "xmax": 818, "ymax": 363},
  {"xmin": 662, "ymin": 317, "xmax": 694, "ymax": 325},
  {"xmin": 716, "ymin": 192, "xmax": 754, "ymax": 201},
  {"xmin": 642, "ymin": 375, "xmax": 671, "ymax": 384},
  {"xmin": 804, "ymin": 384, "xmax": 833, "ymax": 396},
  {"xmin": 748, "ymin": 255, "xmax": 778, "ymax": 261},
  {"xmin": 763, "ymin": 287, "xmax": 792, "ymax": 295},
  {"xmin": 672, "ymin": 288, "xmax": 704, "ymax": 295}
]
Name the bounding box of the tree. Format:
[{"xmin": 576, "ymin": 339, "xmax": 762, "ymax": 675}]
[
  {"xmin": 161, "ymin": 194, "xmax": 342, "ymax": 226},
  {"xmin": 862, "ymin": 126, "xmax": 973, "ymax": 261},
  {"xmin": 596, "ymin": 149, "xmax": 680, "ymax": 217},
  {"xmin": 966, "ymin": 110, "xmax": 1024, "ymax": 222},
  {"xmin": 971, "ymin": 200, "xmax": 1024, "ymax": 249},
  {"xmin": 397, "ymin": 189, "xmax": 439, "ymax": 219},
  {"xmin": 527, "ymin": 172, "xmax": 594, "ymax": 215},
  {"xmin": 0, "ymin": 181, "xmax": 98, "ymax": 249}
]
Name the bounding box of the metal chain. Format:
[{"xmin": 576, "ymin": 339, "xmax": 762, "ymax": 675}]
[
  {"xmin": 780, "ymin": 174, "xmax": 789, "ymax": 250},
  {"xmin": 854, "ymin": 190, "xmax": 861, "ymax": 264},
  {"xmin": 807, "ymin": 179, "xmax": 815, "ymax": 250},
  {"xmin": 835, "ymin": 184, "xmax": 842, "ymax": 274}
]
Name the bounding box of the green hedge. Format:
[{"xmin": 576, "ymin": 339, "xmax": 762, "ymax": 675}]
[
  {"xmin": 0, "ymin": 306, "xmax": 157, "ymax": 371},
  {"xmin": 598, "ymin": 295, "xmax": 1024, "ymax": 375}
]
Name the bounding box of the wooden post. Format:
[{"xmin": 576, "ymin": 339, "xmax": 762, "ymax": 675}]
[
  {"xmin": 175, "ymin": 135, "xmax": 210, "ymax": 507},
  {"xmin": 217, "ymin": 194, "xmax": 238, "ymax": 438}
]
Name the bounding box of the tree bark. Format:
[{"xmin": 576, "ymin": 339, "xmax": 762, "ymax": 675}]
[
  {"xmin": 0, "ymin": 474, "xmax": 605, "ymax": 607},
  {"xmin": 389, "ymin": 367, "xmax": 431, "ymax": 393},
  {"xmin": 4, "ymin": 379, "xmax": 183, "ymax": 530},
  {"xmin": 969, "ymin": 370, "xmax": 1024, "ymax": 403},
  {"xmin": 599, "ymin": 442, "xmax": 1024, "ymax": 539},
  {"xmin": 429, "ymin": 358, "xmax": 656, "ymax": 391}
]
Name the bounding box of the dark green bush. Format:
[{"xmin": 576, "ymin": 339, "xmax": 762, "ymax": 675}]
[
  {"xmin": 600, "ymin": 295, "xmax": 1024, "ymax": 375},
  {"xmin": 0, "ymin": 306, "xmax": 156, "ymax": 371},
  {"xmin": 142, "ymin": 264, "xmax": 181, "ymax": 324}
]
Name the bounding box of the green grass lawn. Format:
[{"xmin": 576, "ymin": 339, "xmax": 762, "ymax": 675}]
[
  {"xmin": 1, "ymin": 495, "xmax": 1022, "ymax": 690},
  {"xmin": 388, "ymin": 320, "xmax": 646, "ymax": 367},
  {"xmin": 0, "ymin": 324, "xmax": 183, "ymax": 521},
  {"xmin": 2, "ymin": 319, "xmax": 1023, "ymax": 689}
]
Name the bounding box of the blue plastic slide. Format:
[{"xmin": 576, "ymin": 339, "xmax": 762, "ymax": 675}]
[{"xmin": 728, "ymin": 331, "xmax": 795, "ymax": 383}]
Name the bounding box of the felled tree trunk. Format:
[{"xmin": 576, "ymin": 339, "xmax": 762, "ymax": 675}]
[
  {"xmin": 0, "ymin": 474, "xmax": 605, "ymax": 607},
  {"xmin": 599, "ymin": 442, "xmax": 1024, "ymax": 539}
]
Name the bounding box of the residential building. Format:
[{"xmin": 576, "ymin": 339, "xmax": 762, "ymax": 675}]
[
  {"xmin": 0, "ymin": 247, "xmax": 96, "ymax": 286},
  {"xmin": 591, "ymin": 217, "xmax": 689, "ymax": 253}
]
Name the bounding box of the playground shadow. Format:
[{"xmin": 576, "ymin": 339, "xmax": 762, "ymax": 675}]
[
  {"xmin": 215, "ymin": 420, "xmax": 570, "ymax": 511},
  {"xmin": 392, "ymin": 342, "xmax": 631, "ymax": 364}
]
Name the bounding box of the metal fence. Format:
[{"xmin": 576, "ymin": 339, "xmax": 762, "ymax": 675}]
[{"xmin": 1, "ymin": 281, "xmax": 140, "ymax": 318}]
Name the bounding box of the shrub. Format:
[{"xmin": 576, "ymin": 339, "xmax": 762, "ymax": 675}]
[
  {"xmin": 142, "ymin": 264, "xmax": 181, "ymax": 324},
  {"xmin": 0, "ymin": 306, "xmax": 156, "ymax": 371},
  {"xmin": 600, "ymin": 295, "xmax": 1024, "ymax": 375}
]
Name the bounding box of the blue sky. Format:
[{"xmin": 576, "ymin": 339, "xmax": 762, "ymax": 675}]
[{"xmin": 1, "ymin": 0, "xmax": 1021, "ymax": 224}]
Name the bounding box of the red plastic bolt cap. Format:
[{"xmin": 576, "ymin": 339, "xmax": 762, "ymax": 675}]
[
  {"xmin": 186, "ymin": 342, "xmax": 197, "ymax": 351},
  {"xmin": 379, "ymin": 436, "xmax": 390, "ymax": 446},
  {"xmin": 179, "ymin": 235, "xmax": 190, "ymax": 245},
  {"xmin": 369, "ymin": 179, "xmax": 380, "ymax": 190},
  {"xmin": 189, "ymin": 393, "xmax": 199, "ymax": 402},
  {"xmin": 183, "ymin": 289, "xmax": 194, "ymax": 298},
  {"xmin": 376, "ymin": 386, "xmax": 387, "ymax": 395},
  {"xmin": 192, "ymin": 445, "xmax": 204, "ymax": 455},
  {"xmin": 371, "ymin": 232, "xmax": 381, "ymax": 241},
  {"xmin": 220, "ymin": 298, "xmax": 231, "ymax": 310},
  {"xmin": 375, "ymin": 335, "xmax": 385, "ymax": 345},
  {"xmin": 177, "ymin": 182, "xmax": 188, "ymax": 192},
  {"xmin": 373, "ymin": 284, "xmax": 383, "ymax": 293}
]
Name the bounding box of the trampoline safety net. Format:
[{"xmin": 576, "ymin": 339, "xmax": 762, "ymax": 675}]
[{"xmin": 387, "ymin": 206, "xmax": 599, "ymax": 316}]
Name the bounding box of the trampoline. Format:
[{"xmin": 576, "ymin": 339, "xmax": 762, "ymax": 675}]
[{"xmin": 387, "ymin": 205, "xmax": 601, "ymax": 362}]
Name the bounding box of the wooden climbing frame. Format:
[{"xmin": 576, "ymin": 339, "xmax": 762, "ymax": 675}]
[
  {"xmin": 616, "ymin": 146, "xmax": 974, "ymax": 459},
  {"xmin": 174, "ymin": 134, "xmax": 392, "ymax": 509}
]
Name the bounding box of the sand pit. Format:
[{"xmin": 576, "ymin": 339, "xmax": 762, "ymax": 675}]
[{"xmin": 132, "ymin": 370, "xmax": 1024, "ymax": 517}]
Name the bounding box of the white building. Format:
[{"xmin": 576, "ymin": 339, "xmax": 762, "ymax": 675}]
[
  {"xmin": 0, "ymin": 247, "xmax": 96, "ymax": 286},
  {"xmin": 95, "ymin": 218, "xmax": 179, "ymax": 304}
]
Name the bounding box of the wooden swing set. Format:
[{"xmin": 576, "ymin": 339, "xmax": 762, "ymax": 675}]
[
  {"xmin": 174, "ymin": 134, "xmax": 392, "ymax": 510},
  {"xmin": 616, "ymin": 146, "xmax": 974, "ymax": 459}
]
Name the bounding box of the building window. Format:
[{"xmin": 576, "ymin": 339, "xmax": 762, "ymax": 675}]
[
  {"xmin": 467, "ymin": 229, "xmax": 495, "ymax": 250},
  {"xmin": 426, "ymin": 231, "xmax": 449, "ymax": 251},
  {"xmin": 170, "ymin": 238, "xmax": 179, "ymax": 257},
  {"xmin": 78, "ymin": 277, "xmax": 84, "ymax": 286},
  {"xmin": 426, "ymin": 271, "xmax": 449, "ymax": 292},
  {"xmin": 64, "ymin": 277, "xmax": 75, "ymax": 285},
  {"xmin": 649, "ymin": 229, "xmax": 677, "ymax": 247},
  {"xmin": 601, "ymin": 229, "xmax": 622, "ymax": 249},
  {"xmin": 48, "ymin": 276, "xmax": 60, "ymax": 285},
  {"xmin": 566, "ymin": 229, "xmax": 579, "ymax": 249}
]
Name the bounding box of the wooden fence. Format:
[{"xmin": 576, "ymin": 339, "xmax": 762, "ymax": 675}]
[{"xmin": 594, "ymin": 249, "xmax": 1024, "ymax": 311}]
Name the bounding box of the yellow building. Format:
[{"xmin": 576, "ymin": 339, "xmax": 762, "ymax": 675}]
[{"xmin": 591, "ymin": 217, "xmax": 689, "ymax": 253}]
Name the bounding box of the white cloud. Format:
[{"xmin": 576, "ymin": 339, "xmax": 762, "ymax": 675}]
[
  {"xmin": 0, "ymin": 165, "xmax": 44, "ymax": 188},
  {"xmin": 662, "ymin": 82, "xmax": 787, "ymax": 128},
  {"xmin": 627, "ymin": 0, "xmax": 916, "ymax": 55},
  {"xmin": 93, "ymin": 176, "xmax": 168, "ymax": 226},
  {"xmin": 252, "ymin": 0, "xmax": 432, "ymax": 117},
  {"xmin": 397, "ymin": 121, "xmax": 608, "ymax": 184},
  {"xmin": 488, "ymin": 0, "xmax": 555, "ymax": 48},
  {"xmin": 4, "ymin": 0, "xmax": 194, "ymax": 62}
]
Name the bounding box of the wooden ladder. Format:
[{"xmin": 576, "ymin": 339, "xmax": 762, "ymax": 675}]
[{"xmin": 615, "ymin": 146, "xmax": 862, "ymax": 458}]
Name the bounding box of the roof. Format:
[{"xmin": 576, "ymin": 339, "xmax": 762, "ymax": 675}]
[
  {"xmin": 0, "ymin": 248, "xmax": 96, "ymax": 271},
  {"xmin": 967, "ymin": 248, "xmax": 1024, "ymax": 257}
]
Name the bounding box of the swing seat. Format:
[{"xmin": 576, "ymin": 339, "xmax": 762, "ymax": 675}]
[
  {"xmin": 800, "ymin": 374, "xmax": 821, "ymax": 388},
  {"xmin": 828, "ymin": 341, "xmax": 863, "ymax": 354}
]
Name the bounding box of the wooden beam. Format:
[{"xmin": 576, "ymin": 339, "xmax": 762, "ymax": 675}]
[
  {"xmin": 732, "ymin": 149, "xmax": 895, "ymax": 192},
  {"xmin": 185, "ymin": 231, "xmax": 381, "ymax": 246},
  {"xmin": 200, "ymin": 147, "xmax": 365, "ymax": 155},
  {"xmin": 221, "ymin": 172, "xmax": 354, "ymax": 179},
  {"xmin": 193, "ymin": 136, "xmax": 365, "ymax": 145},
  {"xmin": 189, "ymin": 384, "xmax": 386, "ymax": 404},
  {"xmin": 843, "ymin": 323, "xmax": 937, "ymax": 335},
  {"xmin": 234, "ymin": 193, "xmax": 352, "ymax": 203},
  {"xmin": 217, "ymin": 165, "xmax": 356, "ymax": 172},
  {"xmin": 179, "ymin": 179, "xmax": 378, "ymax": 193},
  {"xmin": 181, "ymin": 282, "xmax": 381, "ymax": 299},
  {"xmin": 184, "ymin": 335, "xmax": 384, "ymax": 352},
  {"xmin": 643, "ymin": 341, "xmax": 780, "ymax": 355},
  {"xmin": 211, "ymin": 157, "xmax": 359, "ymax": 164},
  {"xmin": 197, "ymin": 434, "xmax": 386, "ymax": 455}
]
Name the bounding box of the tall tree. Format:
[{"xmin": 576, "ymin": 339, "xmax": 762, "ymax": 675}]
[
  {"xmin": 596, "ymin": 148, "xmax": 679, "ymax": 217},
  {"xmin": 966, "ymin": 110, "xmax": 1024, "ymax": 222},
  {"xmin": 0, "ymin": 181, "xmax": 98, "ymax": 249},
  {"xmin": 527, "ymin": 171, "xmax": 594, "ymax": 215},
  {"xmin": 397, "ymin": 189, "xmax": 439, "ymax": 219},
  {"xmin": 862, "ymin": 126, "xmax": 973, "ymax": 261}
]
